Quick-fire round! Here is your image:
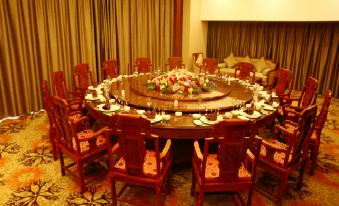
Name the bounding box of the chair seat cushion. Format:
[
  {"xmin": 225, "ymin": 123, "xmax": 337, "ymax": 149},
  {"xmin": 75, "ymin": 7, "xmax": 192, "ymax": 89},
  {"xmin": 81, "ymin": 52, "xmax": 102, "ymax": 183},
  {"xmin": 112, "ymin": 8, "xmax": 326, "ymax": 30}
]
[
  {"xmin": 114, "ymin": 150, "xmax": 162, "ymax": 177},
  {"xmin": 260, "ymin": 140, "xmax": 292, "ymax": 165},
  {"xmin": 284, "ymin": 123, "xmax": 317, "ymax": 142},
  {"xmin": 204, "ymin": 154, "xmax": 251, "ymax": 181},
  {"xmin": 72, "ymin": 129, "xmax": 106, "ymax": 154}
]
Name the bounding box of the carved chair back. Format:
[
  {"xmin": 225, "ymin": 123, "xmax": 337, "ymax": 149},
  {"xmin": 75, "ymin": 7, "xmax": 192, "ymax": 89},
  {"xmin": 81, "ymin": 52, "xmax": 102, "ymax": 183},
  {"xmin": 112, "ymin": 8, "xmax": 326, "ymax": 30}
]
[
  {"xmin": 115, "ymin": 114, "xmax": 151, "ymax": 176},
  {"xmin": 298, "ymin": 77, "xmax": 318, "ymax": 107},
  {"xmin": 166, "ymin": 57, "xmax": 184, "ymax": 70},
  {"xmin": 102, "ymin": 60, "xmax": 119, "ymax": 79},
  {"xmin": 274, "ymin": 68, "xmax": 293, "ymax": 95},
  {"xmin": 74, "ymin": 63, "xmax": 94, "ymax": 91},
  {"xmin": 135, "ymin": 57, "xmax": 153, "ymax": 73},
  {"xmin": 315, "ymin": 90, "xmax": 332, "ymax": 136},
  {"xmin": 236, "ymin": 62, "xmax": 255, "ymax": 82},
  {"xmin": 52, "ymin": 71, "xmax": 69, "ymax": 99},
  {"xmin": 289, "ymin": 105, "xmax": 317, "ymax": 165},
  {"xmin": 201, "ymin": 58, "xmax": 218, "ymax": 74},
  {"xmin": 205, "ymin": 120, "xmax": 253, "ymax": 181}
]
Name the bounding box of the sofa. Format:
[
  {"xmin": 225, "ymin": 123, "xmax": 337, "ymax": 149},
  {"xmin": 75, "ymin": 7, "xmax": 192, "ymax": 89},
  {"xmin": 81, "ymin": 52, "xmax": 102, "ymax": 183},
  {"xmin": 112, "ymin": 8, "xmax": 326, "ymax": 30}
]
[{"xmin": 217, "ymin": 53, "xmax": 277, "ymax": 86}]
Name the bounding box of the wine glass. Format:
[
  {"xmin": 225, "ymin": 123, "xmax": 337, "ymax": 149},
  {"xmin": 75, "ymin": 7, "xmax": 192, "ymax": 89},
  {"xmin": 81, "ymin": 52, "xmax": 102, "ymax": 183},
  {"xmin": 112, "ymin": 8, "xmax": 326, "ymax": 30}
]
[{"xmin": 146, "ymin": 97, "xmax": 152, "ymax": 111}]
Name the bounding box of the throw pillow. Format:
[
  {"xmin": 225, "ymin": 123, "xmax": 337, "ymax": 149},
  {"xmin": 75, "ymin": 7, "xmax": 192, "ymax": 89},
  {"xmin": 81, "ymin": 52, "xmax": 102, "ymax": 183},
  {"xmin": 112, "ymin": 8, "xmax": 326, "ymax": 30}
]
[
  {"xmin": 254, "ymin": 57, "xmax": 268, "ymax": 73},
  {"xmin": 243, "ymin": 56, "xmax": 252, "ymax": 63},
  {"xmin": 224, "ymin": 52, "xmax": 238, "ymax": 68}
]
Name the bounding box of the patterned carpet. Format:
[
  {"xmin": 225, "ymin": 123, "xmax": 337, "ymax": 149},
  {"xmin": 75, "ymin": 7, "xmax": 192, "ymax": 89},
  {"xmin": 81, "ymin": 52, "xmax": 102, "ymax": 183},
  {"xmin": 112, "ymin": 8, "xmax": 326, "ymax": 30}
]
[{"xmin": 0, "ymin": 94, "xmax": 338, "ymax": 206}]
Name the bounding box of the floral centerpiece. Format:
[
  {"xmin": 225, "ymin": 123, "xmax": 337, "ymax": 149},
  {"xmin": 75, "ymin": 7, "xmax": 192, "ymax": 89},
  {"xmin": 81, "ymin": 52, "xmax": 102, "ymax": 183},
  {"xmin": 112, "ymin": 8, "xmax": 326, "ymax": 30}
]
[{"xmin": 145, "ymin": 68, "xmax": 214, "ymax": 95}]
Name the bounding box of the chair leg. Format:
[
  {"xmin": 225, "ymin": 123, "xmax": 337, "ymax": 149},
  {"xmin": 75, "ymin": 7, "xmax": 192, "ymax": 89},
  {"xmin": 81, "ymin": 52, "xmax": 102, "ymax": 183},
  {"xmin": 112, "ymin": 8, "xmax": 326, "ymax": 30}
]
[
  {"xmin": 59, "ymin": 150, "xmax": 65, "ymax": 176},
  {"xmin": 110, "ymin": 176, "xmax": 117, "ymax": 206},
  {"xmin": 156, "ymin": 184, "xmax": 161, "ymax": 206},
  {"xmin": 77, "ymin": 162, "xmax": 86, "ymax": 193},
  {"xmin": 310, "ymin": 145, "xmax": 319, "ymax": 176},
  {"xmin": 247, "ymin": 184, "xmax": 254, "ymax": 206},
  {"xmin": 276, "ymin": 174, "xmax": 288, "ymax": 206},
  {"xmin": 297, "ymin": 161, "xmax": 307, "ymax": 189},
  {"xmin": 198, "ymin": 185, "xmax": 204, "ymax": 206},
  {"xmin": 191, "ymin": 170, "xmax": 196, "ymax": 196}
]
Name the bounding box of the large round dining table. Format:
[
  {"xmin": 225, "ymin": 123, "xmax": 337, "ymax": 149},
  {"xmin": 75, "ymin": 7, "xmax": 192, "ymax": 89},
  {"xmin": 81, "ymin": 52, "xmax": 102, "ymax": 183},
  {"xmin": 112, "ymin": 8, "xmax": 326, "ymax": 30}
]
[{"xmin": 85, "ymin": 74, "xmax": 277, "ymax": 163}]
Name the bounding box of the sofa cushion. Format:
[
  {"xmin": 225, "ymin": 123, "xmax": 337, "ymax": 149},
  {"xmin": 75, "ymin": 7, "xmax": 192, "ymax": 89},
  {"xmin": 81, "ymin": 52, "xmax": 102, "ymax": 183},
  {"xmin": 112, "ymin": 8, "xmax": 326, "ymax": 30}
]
[
  {"xmin": 254, "ymin": 57, "xmax": 268, "ymax": 73},
  {"xmin": 224, "ymin": 52, "xmax": 238, "ymax": 68},
  {"xmin": 243, "ymin": 56, "xmax": 252, "ymax": 64}
]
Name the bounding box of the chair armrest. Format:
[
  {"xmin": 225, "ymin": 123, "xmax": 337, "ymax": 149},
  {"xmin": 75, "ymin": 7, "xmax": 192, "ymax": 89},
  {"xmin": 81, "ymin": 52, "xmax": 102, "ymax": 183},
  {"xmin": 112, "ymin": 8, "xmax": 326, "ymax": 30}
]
[
  {"xmin": 160, "ymin": 139, "xmax": 172, "ymax": 159},
  {"xmin": 274, "ymin": 124, "xmax": 294, "ymax": 137},
  {"xmin": 283, "ymin": 120, "xmax": 298, "ymax": 127},
  {"xmin": 193, "ymin": 140, "xmax": 203, "ymax": 161},
  {"xmin": 262, "ymin": 139, "xmax": 289, "ymax": 153}
]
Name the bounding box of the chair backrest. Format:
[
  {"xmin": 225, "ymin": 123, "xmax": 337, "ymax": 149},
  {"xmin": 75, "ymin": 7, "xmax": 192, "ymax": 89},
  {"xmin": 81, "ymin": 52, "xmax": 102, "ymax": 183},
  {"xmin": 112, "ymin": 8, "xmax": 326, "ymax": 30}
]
[
  {"xmin": 166, "ymin": 57, "xmax": 184, "ymax": 70},
  {"xmin": 52, "ymin": 96, "xmax": 75, "ymax": 153},
  {"xmin": 202, "ymin": 58, "xmax": 218, "ymax": 74},
  {"xmin": 208, "ymin": 120, "xmax": 252, "ymax": 181},
  {"xmin": 135, "ymin": 57, "xmax": 152, "ymax": 73},
  {"xmin": 274, "ymin": 68, "xmax": 293, "ymax": 95},
  {"xmin": 52, "ymin": 71, "xmax": 69, "ymax": 99},
  {"xmin": 115, "ymin": 114, "xmax": 151, "ymax": 176},
  {"xmin": 74, "ymin": 63, "xmax": 94, "ymax": 91},
  {"xmin": 315, "ymin": 90, "xmax": 332, "ymax": 136},
  {"xmin": 102, "ymin": 60, "xmax": 119, "ymax": 79},
  {"xmin": 290, "ymin": 105, "xmax": 317, "ymax": 164},
  {"xmin": 298, "ymin": 76, "xmax": 318, "ymax": 107},
  {"xmin": 42, "ymin": 80, "xmax": 55, "ymax": 127},
  {"xmin": 236, "ymin": 62, "xmax": 255, "ymax": 82}
]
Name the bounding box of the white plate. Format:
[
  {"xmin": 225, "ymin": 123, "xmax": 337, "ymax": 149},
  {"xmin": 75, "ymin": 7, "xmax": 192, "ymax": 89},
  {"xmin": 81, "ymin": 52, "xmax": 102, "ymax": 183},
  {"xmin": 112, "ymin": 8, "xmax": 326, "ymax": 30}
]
[
  {"xmin": 238, "ymin": 116, "xmax": 249, "ymax": 120},
  {"xmin": 239, "ymin": 110, "xmax": 261, "ymax": 119},
  {"xmin": 142, "ymin": 114, "xmax": 163, "ymax": 124},
  {"xmin": 193, "ymin": 120, "xmax": 203, "ymax": 126},
  {"xmin": 97, "ymin": 104, "xmax": 121, "ymax": 112},
  {"xmin": 272, "ymin": 102, "xmax": 279, "ymax": 108},
  {"xmin": 200, "ymin": 115, "xmax": 223, "ymax": 125},
  {"xmin": 85, "ymin": 94, "xmax": 100, "ymax": 101},
  {"xmin": 87, "ymin": 86, "xmax": 95, "ymax": 90},
  {"xmin": 263, "ymin": 105, "xmax": 275, "ymax": 111}
]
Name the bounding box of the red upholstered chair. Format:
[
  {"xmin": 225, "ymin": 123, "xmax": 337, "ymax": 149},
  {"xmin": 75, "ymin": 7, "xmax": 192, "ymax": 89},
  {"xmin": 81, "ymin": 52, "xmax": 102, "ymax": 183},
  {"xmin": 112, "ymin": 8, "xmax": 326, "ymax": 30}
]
[
  {"xmin": 133, "ymin": 57, "xmax": 154, "ymax": 73},
  {"xmin": 283, "ymin": 90, "xmax": 332, "ymax": 175},
  {"xmin": 269, "ymin": 68, "xmax": 293, "ymax": 98},
  {"xmin": 41, "ymin": 80, "xmax": 58, "ymax": 160},
  {"xmin": 102, "ymin": 59, "xmax": 119, "ymax": 80},
  {"xmin": 235, "ymin": 62, "xmax": 256, "ymax": 83},
  {"xmin": 52, "ymin": 95, "xmax": 111, "ymax": 193},
  {"xmin": 52, "ymin": 71, "xmax": 83, "ymax": 112},
  {"xmin": 108, "ymin": 114, "xmax": 173, "ymax": 206},
  {"xmin": 256, "ymin": 105, "xmax": 317, "ymax": 206},
  {"xmin": 277, "ymin": 76, "xmax": 318, "ymax": 123},
  {"xmin": 165, "ymin": 56, "xmax": 185, "ymax": 71},
  {"xmin": 73, "ymin": 63, "xmax": 96, "ymax": 92},
  {"xmin": 200, "ymin": 58, "xmax": 219, "ymax": 75},
  {"xmin": 191, "ymin": 120, "xmax": 262, "ymax": 206}
]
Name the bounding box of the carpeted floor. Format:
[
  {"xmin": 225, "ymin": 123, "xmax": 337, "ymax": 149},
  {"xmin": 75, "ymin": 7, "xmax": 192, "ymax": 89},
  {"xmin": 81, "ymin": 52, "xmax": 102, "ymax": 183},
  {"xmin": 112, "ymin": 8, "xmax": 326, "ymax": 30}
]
[{"xmin": 0, "ymin": 93, "xmax": 338, "ymax": 206}]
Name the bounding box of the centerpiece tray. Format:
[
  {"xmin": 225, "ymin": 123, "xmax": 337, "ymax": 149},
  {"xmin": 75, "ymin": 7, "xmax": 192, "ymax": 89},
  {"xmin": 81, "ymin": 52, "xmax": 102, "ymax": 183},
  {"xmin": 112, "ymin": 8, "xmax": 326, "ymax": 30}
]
[{"xmin": 129, "ymin": 75, "xmax": 231, "ymax": 102}]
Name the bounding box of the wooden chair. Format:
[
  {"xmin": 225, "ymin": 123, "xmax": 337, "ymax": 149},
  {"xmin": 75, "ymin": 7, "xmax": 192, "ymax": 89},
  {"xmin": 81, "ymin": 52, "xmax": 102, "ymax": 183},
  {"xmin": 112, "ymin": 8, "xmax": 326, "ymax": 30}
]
[
  {"xmin": 277, "ymin": 76, "xmax": 318, "ymax": 123},
  {"xmin": 52, "ymin": 70, "xmax": 83, "ymax": 112},
  {"xmin": 41, "ymin": 80, "xmax": 58, "ymax": 160},
  {"xmin": 108, "ymin": 114, "xmax": 173, "ymax": 206},
  {"xmin": 283, "ymin": 90, "xmax": 332, "ymax": 175},
  {"xmin": 133, "ymin": 57, "xmax": 154, "ymax": 73},
  {"xmin": 200, "ymin": 58, "xmax": 219, "ymax": 75},
  {"xmin": 269, "ymin": 68, "xmax": 293, "ymax": 98},
  {"xmin": 256, "ymin": 105, "xmax": 317, "ymax": 206},
  {"xmin": 73, "ymin": 63, "xmax": 96, "ymax": 92},
  {"xmin": 235, "ymin": 62, "xmax": 256, "ymax": 83},
  {"xmin": 52, "ymin": 95, "xmax": 111, "ymax": 193},
  {"xmin": 191, "ymin": 120, "xmax": 262, "ymax": 206},
  {"xmin": 165, "ymin": 56, "xmax": 185, "ymax": 71},
  {"xmin": 102, "ymin": 59, "xmax": 119, "ymax": 80}
]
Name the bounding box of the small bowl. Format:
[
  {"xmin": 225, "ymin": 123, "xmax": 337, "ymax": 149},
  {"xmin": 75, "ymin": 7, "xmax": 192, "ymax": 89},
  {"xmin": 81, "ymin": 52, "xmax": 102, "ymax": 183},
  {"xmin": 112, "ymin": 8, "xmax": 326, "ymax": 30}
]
[
  {"xmin": 163, "ymin": 114, "xmax": 171, "ymax": 121},
  {"xmin": 175, "ymin": 111, "xmax": 182, "ymax": 117},
  {"xmin": 192, "ymin": 113, "xmax": 201, "ymax": 120},
  {"xmin": 136, "ymin": 110, "xmax": 145, "ymax": 115}
]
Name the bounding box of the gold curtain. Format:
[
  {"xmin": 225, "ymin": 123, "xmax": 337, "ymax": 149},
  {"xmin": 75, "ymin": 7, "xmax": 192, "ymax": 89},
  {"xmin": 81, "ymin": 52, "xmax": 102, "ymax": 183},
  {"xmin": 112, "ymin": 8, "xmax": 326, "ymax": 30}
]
[
  {"xmin": 207, "ymin": 22, "xmax": 339, "ymax": 98},
  {"xmin": 0, "ymin": 0, "xmax": 174, "ymax": 119}
]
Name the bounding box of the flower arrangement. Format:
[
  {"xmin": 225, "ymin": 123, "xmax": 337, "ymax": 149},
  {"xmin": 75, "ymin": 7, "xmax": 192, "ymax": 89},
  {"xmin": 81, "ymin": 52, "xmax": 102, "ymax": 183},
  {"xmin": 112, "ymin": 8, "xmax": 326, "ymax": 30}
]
[{"xmin": 145, "ymin": 68, "xmax": 214, "ymax": 95}]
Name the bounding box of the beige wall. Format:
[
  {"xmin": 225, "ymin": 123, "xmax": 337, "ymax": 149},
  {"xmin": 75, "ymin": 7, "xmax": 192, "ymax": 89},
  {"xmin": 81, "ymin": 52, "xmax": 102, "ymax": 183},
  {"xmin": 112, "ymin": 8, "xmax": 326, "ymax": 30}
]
[
  {"xmin": 201, "ymin": 0, "xmax": 339, "ymax": 21},
  {"xmin": 182, "ymin": 0, "xmax": 208, "ymax": 71}
]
